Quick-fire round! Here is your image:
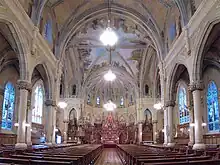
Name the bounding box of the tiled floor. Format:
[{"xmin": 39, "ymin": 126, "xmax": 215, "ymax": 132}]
[{"xmin": 95, "ymin": 148, "xmax": 123, "ymax": 165}]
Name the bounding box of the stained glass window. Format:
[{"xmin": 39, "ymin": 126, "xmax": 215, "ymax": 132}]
[
  {"xmin": 32, "ymin": 81, "xmax": 44, "ymax": 124},
  {"xmin": 44, "ymin": 19, "xmax": 53, "ymax": 44},
  {"xmin": 120, "ymin": 96, "xmax": 124, "ymax": 106},
  {"xmin": 1, "ymin": 82, "xmax": 15, "ymax": 130},
  {"xmin": 96, "ymin": 96, "xmax": 100, "ymax": 105},
  {"xmin": 178, "ymin": 86, "xmax": 189, "ymax": 124},
  {"xmin": 207, "ymin": 81, "xmax": 219, "ymax": 131}
]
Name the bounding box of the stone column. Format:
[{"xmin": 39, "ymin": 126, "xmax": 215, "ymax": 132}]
[
  {"xmin": 138, "ymin": 122, "xmax": 143, "ymax": 144},
  {"xmin": 163, "ymin": 108, "xmax": 168, "ymax": 145},
  {"xmin": 189, "ymin": 82, "xmax": 206, "ymax": 150},
  {"xmin": 45, "ymin": 99, "xmax": 56, "ymax": 145},
  {"xmin": 26, "ymin": 100, "xmax": 32, "ymax": 146},
  {"xmin": 63, "ymin": 120, "xmax": 68, "ymax": 143},
  {"xmin": 52, "ymin": 107, "xmax": 57, "ymax": 144},
  {"xmin": 152, "ymin": 120, "xmax": 158, "ymax": 143},
  {"xmin": 188, "ymin": 103, "xmax": 195, "ymax": 146},
  {"xmin": 0, "ymin": 86, "xmax": 4, "ymax": 132},
  {"xmin": 134, "ymin": 127, "xmax": 137, "ymax": 144},
  {"xmin": 165, "ymin": 100, "xmax": 175, "ymax": 147},
  {"xmin": 15, "ymin": 80, "xmax": 31, "ymax": 150}
]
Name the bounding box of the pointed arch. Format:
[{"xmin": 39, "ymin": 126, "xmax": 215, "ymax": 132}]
[
  {"xmin": 178, "ymin": 84, "xmax": 189, "ymax": 124},
  {"xmin": 31, "ymin": 80, "xmax": 45, "ymax": 124}
]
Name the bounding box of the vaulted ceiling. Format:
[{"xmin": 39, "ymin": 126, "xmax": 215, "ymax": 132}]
[{"xmin": 32, "ymin": 0, "xmax": 201, "ymax": 100}]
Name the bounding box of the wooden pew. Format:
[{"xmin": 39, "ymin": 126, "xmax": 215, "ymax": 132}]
[{"xmin": 0, "ymin": 157, "xmax": 72, "ymax": 164}]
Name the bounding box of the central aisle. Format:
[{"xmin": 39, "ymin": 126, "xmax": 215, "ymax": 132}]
[{"xmin": 95, "ymin": 148, "xmax": 123, "ymax": 165}]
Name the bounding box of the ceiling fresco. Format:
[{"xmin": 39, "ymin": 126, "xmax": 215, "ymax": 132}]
[{"xmin": 72, "ymin": 17, "xmax": 147, "ymax": 78}]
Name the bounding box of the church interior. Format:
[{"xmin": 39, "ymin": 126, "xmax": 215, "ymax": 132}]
[{"xmin": 1, "ymin": 0, "xmax": 220, "ymax": 164}]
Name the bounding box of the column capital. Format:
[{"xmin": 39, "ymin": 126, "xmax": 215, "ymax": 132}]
[
  {"xmin": 45, "ymin": 99, "xmax": 57, "ymax": 106},
  {"xmin": 152, "ymin": 120, "xmax": 158, "ymax": 124},
  {"xmin": 165, "ymin": 100, "xmax": 175, "ymax": 107},
  {"xmin": 17, "ymin": 80, "xmax": 31, "ymax": 91},
  {"xmin": 63, "ymin": 120, "xmax": 69, "ymax": 123},
  {"xmin": 137, "ymin": 121, "xmax": 144, "ymax": 125},
  {"xmin": 189, "ymin": 81, "xmax": 204, "ymax": 92}
]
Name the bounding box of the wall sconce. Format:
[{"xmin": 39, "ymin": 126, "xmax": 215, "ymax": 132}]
[
  {"xmin": 25, "ymin": 123, "xmax": 30, "ymax": 127},
  {"xmin": 55, "ymin": 128, "xmax": 58, "ymax": 132},
  {"xmin": 14, "ymin": 123, "xmax": 19, "ymax": 127},
  {"xmin": 153, "ymin": 102, "xmax": 162, "ymax": 110},
  {"xmin": 58, "ymin": 101, "xmax": 67, "ymax": 109},
  {"xmin": 190, "ymin": 123, "xmax": 195, "ymax": 127},
  {"xmin": 202, "ymin": 123, "xmax": 207, "ymax": 127}
]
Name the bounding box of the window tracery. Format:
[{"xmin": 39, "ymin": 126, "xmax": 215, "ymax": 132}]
[
  {"xmin": 178, "ymin": 86, "xmax": 189, "ymax": 124},
  {"xmin": 1, "ymin": 82, "xmax": 15, "ymax": 130},
  {"xmin": 207, "ymin": 81, "xmax": 219, "ymax": 132},
  {"xmin": 32, "ymin": 81, "xmax": 44, "ymax": 124}
]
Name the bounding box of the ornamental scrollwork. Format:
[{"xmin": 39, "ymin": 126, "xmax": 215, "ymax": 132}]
[
  {"xmin": 188, "ymin": 80, "xmax": 204, "ymax": 92},
  {"xmin": 45, "ymin": 99, "xmax": 57, "ymax": 107},
  {"xmin": 16, "ymin": 80, "xmax": 31, "ymax": 91}
]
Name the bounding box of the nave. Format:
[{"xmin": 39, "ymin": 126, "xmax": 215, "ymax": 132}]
[
  {"xmin": 1, "ymin": 144, "xmax": 220, "ymax": 164},
  {"xmin": 94, "ymin": 148, "xmax": 122, "ymax": 165}
]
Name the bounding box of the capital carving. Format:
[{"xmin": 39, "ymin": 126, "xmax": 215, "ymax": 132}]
[
  {"xmin": 45, "ymin": 99, "xmax": 56, "ymax": 106},
  {"xmin": 152, "ymin": 120, "xmax": 158, "ymax": 124},
  {"xmin": 63, "ymin": 120, "xmax": 69, "ymax": 123},
  {"xmin": 188, "ymin": 81, "xmax": 204, "ymax": 92},
  {"xmin": 137, "ymin": 121, "xmax": 144, "ymax": 125},
  {"xmin": 17, "ymin": 80, "xmax": 31, "ymax": 91},
  {"xmin": 165, "ymin": 100, "xmax": 175, "ymax": 107}
]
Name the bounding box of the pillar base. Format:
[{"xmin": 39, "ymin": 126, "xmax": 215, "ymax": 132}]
[
  {"xmin": 163, "ymin": 143, "xmax": 168, "ymax": 147},
  {"xmin": 193, "ymin": 143, "xmax": 206, "ymax": 150},
  {"xmin": 27, "ymin": 142, "xmax": 32, "ymax": 146},
  {"xmin": 15, "ymin": 143, "xmax": 27, "ymax": 150},
  {"xmin": 167, "ymin": 143, "xmax": 175, "ymax": 148}
]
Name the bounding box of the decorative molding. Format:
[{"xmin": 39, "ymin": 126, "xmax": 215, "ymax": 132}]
[
  {"xmin": 16, "ymin": 80, "xmax": 31, "ymax": 91},
  {"xmin": 188, "ymin": 81, "xmax": 204, "ymax": 92},
  {"xmin": 45, "ymin": 99, "xmax": 57, "ymax": 107},
  {"xmin": 165, "ymin": 100, "xmax": 175, "ymax": 107}
]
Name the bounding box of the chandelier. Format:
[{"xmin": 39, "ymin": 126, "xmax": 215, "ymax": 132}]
[
  {"xmin": 100, "ymin": 0, "xmax": 118, "ymax": 46},
  {"xmin": 104, "ymin": 69, "xmax": 116, "ymax": 81},
  {"xmin": 100, "ymin": 26, "xmax": 118, "ymax": 46},
  {"xmin": 103, "ymin": 100, "xmax": 116, "ymax": 111}
]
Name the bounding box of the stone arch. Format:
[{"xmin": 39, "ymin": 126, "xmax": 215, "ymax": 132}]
[
  {"xmin": 69, "ymin": 108, "xmax": 77, "ymax": 121},
  {"xmin": 144, "ymin": 108, "xmax": 152, "ymax": 123},
  {"xmin": 56, "ymin": 3, "xmax": 163, "ymax": 62},
  {"xmin": 30, "ymin": 63, "xmax": 53, "ymax": 100},
  {"xmin": 193, "ymin": 19, "xmax": 220, "ymax": 82},
  {"xmin": 0, "ymin": 18, "xmax": 29, "ymax": 81},
  {"xmin": 167, "ymin": 63, "xmax": 190, "ymax": 101}
]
